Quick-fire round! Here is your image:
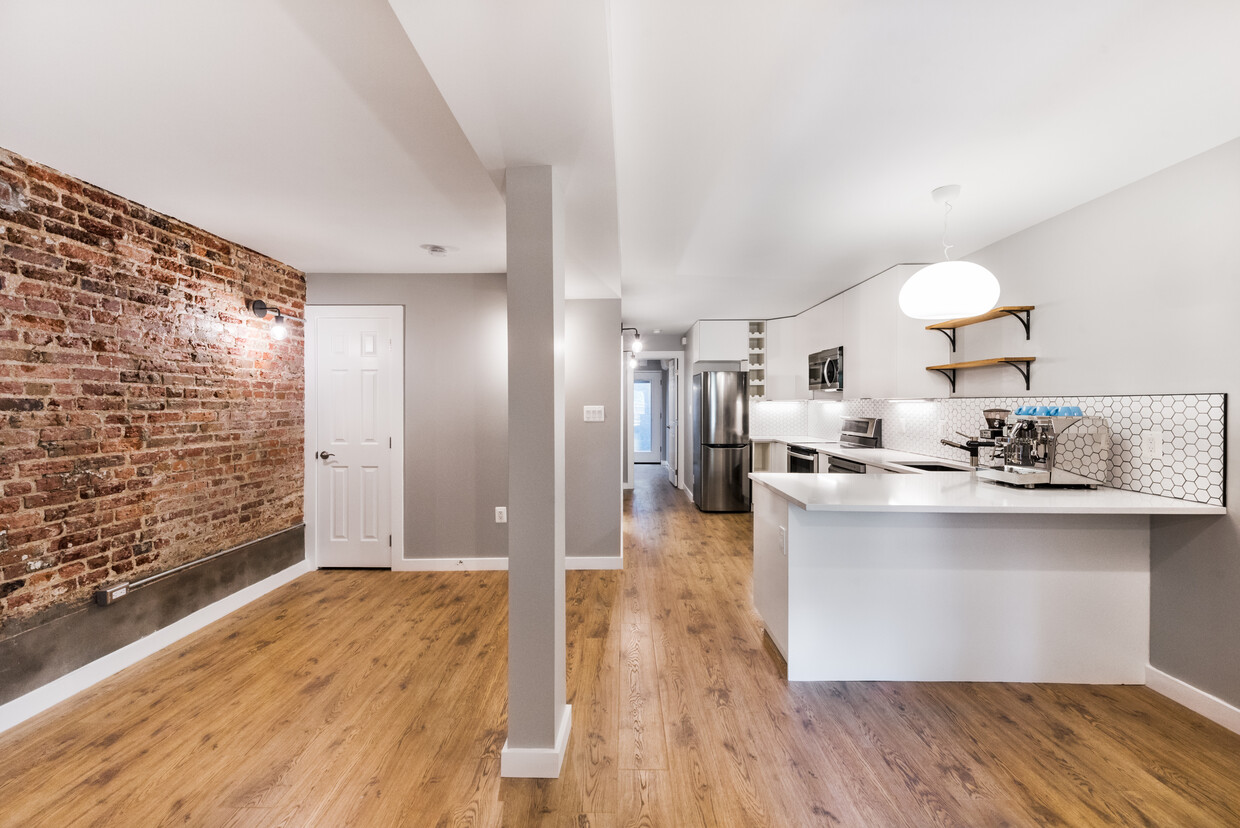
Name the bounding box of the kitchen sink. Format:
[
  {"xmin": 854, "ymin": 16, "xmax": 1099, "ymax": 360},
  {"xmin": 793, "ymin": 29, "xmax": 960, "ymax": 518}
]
[{"xmin": 899, "ymin": 462, "xmax": 972, "ymax": 472}]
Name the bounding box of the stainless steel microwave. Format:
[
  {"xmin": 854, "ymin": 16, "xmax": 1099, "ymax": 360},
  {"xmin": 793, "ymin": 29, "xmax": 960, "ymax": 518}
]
[{"xmin": 809, "ymin": 347, "xmax": 843, "ymax": 391}]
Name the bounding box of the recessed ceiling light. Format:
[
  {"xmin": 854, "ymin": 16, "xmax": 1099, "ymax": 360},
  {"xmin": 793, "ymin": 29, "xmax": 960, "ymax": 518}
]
[
  {"xmin": 653, "ymin": 329, "xmax": 662, "ymax": 334},
  {"xmin": 420, "ymin": 244, "xmax": 448, "ymax": 257}
]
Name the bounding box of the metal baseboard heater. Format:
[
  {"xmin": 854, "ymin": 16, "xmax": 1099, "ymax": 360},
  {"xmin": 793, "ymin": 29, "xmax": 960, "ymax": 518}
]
[{"xmin": 94, "ymin": 525, "xmax": 304, "ymax": 606}]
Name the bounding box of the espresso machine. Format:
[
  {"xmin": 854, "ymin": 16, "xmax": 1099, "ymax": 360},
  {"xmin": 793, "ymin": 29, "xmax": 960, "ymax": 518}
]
[
  {"xmin": 939, "ymin": 408, "xmax": 1009, "ymax": 468},
  {"xmin": 976, "ymin": 413, "xmax": 1113, "ymax": 488}
]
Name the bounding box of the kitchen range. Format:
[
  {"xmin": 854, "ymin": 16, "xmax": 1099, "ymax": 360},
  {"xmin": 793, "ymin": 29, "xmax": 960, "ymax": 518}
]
[{"xmin": 787, "ymin": 416, "xmax": 885, "ymax": 474}]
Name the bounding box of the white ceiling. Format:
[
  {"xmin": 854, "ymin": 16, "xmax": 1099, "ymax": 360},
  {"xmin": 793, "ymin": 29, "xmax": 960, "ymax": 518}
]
[{"xmin": 3, "ymin": 1, "xmax": 1240, "ymax": 334}]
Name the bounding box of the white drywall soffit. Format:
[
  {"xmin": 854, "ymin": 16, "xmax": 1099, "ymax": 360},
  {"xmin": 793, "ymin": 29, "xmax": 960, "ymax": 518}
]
[
  {"xmin": 0, "ymin": 0, "xmax": 505, "ymax": 274},
  {"xmin": 388, "ymin": 0, "xmax": 623, "ymax": 301},
  {"xmin": 609, "ymin": 0, "xmax": 1240, "ymax": 332},
  {"xmin": 6, "ymin": 2, "xmax": 1240, "ymax": 328}
]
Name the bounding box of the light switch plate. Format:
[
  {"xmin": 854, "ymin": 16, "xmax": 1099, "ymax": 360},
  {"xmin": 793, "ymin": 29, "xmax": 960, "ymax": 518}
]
[{"xmin": 583, "ymin": 405, "xmax": 605, "ymax": 422}]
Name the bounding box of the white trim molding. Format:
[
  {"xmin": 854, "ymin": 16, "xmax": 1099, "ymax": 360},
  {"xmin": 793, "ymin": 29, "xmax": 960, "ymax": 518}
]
[
  {"xmin": 1146, "ymin": 664, "xmax": 1240, "ymax": 735},
  {"xmin": 566, "ymin": 555, "xmax": 623, "ymax": 570},
  {"xmin": 393, "ymin": 557, "xmax": 509, "ymax": 571},
  {"xmin": 0, "ymin": 562, "xmax": 310, "ymax": 735},
  {"xmin": 393, "ymin": 556, "xmax": 623, "ymax": 571},
  {"xmin": 501, "ymin": 703, "xmax": 573, "ymax": 778}
]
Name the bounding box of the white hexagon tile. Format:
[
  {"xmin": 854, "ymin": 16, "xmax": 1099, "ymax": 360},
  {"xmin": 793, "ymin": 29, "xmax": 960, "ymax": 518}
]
[{"xmin": 792, "ymin": 393, "xmax": 1226, "ymax": 505}]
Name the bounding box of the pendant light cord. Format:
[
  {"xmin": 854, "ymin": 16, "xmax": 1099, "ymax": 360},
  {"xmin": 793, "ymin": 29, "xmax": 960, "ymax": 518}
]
[{"xmin": 941, "ymin": 200, "xmax": 955, "ymax": 261}]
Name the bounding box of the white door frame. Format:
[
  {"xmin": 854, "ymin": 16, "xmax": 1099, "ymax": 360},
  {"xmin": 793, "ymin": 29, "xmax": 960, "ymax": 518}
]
[
  {"xmin": 665, "ymin": 358, "xmax": 678, "ymax": 486},
  {"xmin": 627, "ymin": 349, "xmax": 686, "ymax": 490},
  {"xmin": 304, "ymin": 305, "xmax": 405, "ymax": 569},
  {"xmin": 632, "ymin": 369, "xmax": 664, "ymax": 463}
]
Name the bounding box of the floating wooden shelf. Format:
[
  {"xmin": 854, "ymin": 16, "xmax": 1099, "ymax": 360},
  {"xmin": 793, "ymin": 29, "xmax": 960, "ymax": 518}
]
[
  {"xmin": 926, "ymin": 305, "xmax": 1033, "ymax": 351},
  {"xmin": 926, "ymin": 357, "xmax": 1036, "ymax": 393}
]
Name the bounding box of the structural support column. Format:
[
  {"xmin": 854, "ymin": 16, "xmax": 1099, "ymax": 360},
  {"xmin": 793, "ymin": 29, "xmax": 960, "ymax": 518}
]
[{"xmin": 500, "ymin": 166, "xmax": 571, "ymax": 777}]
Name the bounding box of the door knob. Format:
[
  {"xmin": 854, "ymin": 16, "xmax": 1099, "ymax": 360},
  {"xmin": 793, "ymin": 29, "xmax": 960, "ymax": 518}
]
[{"xmin": 316, "ymin": 451, "xmax": 335, "ymax": 460}]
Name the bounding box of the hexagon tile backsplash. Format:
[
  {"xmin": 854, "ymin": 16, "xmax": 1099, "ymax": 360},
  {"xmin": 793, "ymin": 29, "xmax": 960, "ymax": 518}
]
[{"xmin": 754, "ymin": 394, "xmax": 1226, "ymax": 505}]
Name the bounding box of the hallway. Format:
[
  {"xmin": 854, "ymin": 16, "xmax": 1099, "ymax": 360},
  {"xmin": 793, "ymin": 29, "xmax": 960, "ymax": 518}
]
[{"xmin": 2, "ymin": 465, "xmax": 1239, "ymax": 825}]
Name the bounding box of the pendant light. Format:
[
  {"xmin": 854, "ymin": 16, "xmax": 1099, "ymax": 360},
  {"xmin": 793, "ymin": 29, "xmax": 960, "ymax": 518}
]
[{"xmin": 899, "ymin": 185, "xmax": 1000, "ymax": 320}]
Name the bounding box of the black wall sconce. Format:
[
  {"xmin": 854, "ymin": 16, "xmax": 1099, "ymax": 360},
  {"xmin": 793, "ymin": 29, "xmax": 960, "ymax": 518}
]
[
  {"xmin": 621, "ymin": 326, "xmax": 642, "ymax": 353},
  {"xmin": 249, "ymin": 299, "xmax": 288, "ymax": 340}
]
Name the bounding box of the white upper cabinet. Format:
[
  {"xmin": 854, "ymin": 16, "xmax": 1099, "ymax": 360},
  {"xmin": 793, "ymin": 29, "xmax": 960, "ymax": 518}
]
[
  {"xmin": 763, "ymin": 317, "xmax": 802, "ymax": 399},
  {"xmin": 760, "ymin": 264, "xmax": 947, "ymax": 401},
  {"xmin": 692, "ymin": 319, "xmax": 750, "ymax": 363}
]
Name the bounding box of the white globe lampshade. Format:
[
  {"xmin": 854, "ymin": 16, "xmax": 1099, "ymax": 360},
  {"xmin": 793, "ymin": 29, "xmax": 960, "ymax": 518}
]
[{"xmin": 899, "ymin": 261, "xmax": 1000, "ymax": 320}]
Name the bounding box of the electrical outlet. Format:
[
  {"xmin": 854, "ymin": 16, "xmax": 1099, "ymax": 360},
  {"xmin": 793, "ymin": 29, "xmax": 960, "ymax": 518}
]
[
  {"xmin": 938, "ymin": 421, "xmax": 950, "ymax": 439},
  {"xmin": 1140, "ymin": 429, "xmax": 1165, "ymax": 459},
  {"xmin": 495, "ymin": 506, "xmax": 507, "ymax": 524}
]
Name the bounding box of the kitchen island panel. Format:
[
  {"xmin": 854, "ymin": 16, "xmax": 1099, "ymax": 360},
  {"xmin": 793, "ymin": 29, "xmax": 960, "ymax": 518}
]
[
  {"xmin": 752, "ymin": 484, "xmax": 791, "ymax": 659},
  {"xmin": 757, "ymin": 505, "xmax": 1150, "ymax": 683}
]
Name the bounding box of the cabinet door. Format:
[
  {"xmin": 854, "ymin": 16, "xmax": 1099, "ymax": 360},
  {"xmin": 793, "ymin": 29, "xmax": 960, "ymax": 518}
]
[
  {"xmin": 764, "ymin": 317, "xmax": 800, "ymax": 400},
  {"xmin": 697, "ymin": 320, "xmax": 749, "ymax": 362},
  {"xmin": 771, "ymin": 442, "xmax": 788, "ymax": 473}
]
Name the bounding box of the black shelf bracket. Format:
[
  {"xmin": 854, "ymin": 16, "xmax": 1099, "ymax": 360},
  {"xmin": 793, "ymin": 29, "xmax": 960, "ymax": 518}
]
[
  {"xmin": 931, "ymin": 368, "xmax": 958, "ymax": 394},
  {"xmin": 929, "ymin": 359, "xmax": 1033, "ymax": 393},
  {"xmin": 1001, "ymin": 308, "xmax": 1032, "ymax": 340},
  {"xmin": 933, "ymin": 307, "xmax": 1032, "ymax": 352},
  {"xmin": 1007, "ymin": 359, "xmax": 1033, "ymax": 390}
]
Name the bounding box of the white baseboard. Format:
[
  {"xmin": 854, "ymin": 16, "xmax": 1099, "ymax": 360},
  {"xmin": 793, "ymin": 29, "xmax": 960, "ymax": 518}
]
[
  {"xmin": 394, "ymin": 556, "xmax": 623, "ymax": 571},
  {"xmin": 392, "ymin": 557, "xmax": 509, "ymax": 571},
  {"xmin": 0, "ymin": 561, "xmax": 311, "ymax": 735},
  {"xmin": 501, "ymin": 703, "xmax": 573, "ymax": 778},
  {"xmin": 566, "ymin": 555, "xmax": 623, "ymax": 570},
  {"xmin": 1146, "ymin": 664, "xmax": 1240, "ymax": 735}
]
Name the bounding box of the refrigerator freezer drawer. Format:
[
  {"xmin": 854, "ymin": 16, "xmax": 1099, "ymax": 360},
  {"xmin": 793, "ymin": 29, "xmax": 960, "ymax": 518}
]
[{"xmin": 695, "ymin": 445, "xmax": 751, "ymax": 512}]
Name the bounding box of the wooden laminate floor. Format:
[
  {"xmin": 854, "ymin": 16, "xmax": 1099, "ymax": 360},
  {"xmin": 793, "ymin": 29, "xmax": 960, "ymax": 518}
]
[{"xmin": 3, "ymin": 465, "xmax": 1239, "ymax": 826}]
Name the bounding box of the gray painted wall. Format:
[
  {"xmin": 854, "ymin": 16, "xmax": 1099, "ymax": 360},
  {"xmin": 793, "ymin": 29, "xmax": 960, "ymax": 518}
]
[
  {"xmin": 504, "ymin": 165, "xmax": 567, "ymax": 750},
  {"xmin": 566, "ymin": 299, "xmax": 623, "ymax": 558},
  {"xmin": 965, "ymin": 138, "xmax": 1240, "ymax": 706},
  {"xmin": 306, "ymin": 273, "xmax": 509, "ymax": 560},
  {"xmin": 306, "ymin": 274, "xmax": 622, "ymax": 562}
]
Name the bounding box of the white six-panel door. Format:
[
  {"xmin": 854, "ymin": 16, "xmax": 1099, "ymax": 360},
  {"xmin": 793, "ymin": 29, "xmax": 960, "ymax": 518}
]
[{"xmin": 306, "ymin": 307, "xmax": 403, "ymax": 568}]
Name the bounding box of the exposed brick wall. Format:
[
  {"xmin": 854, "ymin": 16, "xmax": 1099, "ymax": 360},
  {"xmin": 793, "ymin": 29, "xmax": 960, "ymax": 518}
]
[{"xmin": 0, "ymin": 147, "xmax": 304, "ymax": 626}]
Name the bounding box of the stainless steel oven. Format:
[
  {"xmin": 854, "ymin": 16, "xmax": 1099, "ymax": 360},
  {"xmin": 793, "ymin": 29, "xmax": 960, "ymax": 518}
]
[{"xmin": 787, "ymin": 444, "xmax": 820, "ymax": 473}]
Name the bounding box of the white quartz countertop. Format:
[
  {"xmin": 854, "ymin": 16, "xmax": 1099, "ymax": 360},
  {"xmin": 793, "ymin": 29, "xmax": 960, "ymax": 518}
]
[
  {"xmin": 749, "ymin": 472, "xmax": 1227, "ymax": 515},
  {"xmin": 752, "ymin": 436, "xmax": 825, "ymax": 445},
  {"xmin": 751, "ymin": 439, "xmax": 975, "ymax": 472},
  {"xmin": 812, "ymin": 445, "xmax": 975, "ymax": 472}
]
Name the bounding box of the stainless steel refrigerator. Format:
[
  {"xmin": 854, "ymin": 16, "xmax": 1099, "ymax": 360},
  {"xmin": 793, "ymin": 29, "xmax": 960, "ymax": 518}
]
[{"xmin": 691, "ymin": 370, "xmax": 750, "ymax": 512}]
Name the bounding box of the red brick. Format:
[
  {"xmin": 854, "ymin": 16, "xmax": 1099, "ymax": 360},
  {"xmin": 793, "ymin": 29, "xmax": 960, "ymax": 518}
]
[{"xmin": 1, "ymin": 145, "xmax": 303, "ymax": 619}]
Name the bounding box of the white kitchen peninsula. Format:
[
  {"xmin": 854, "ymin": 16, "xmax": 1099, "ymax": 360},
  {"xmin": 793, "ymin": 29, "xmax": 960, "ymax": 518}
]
[{"xmin": 750, "ymin": 472, "xmax": 1225, "ymax": 683}]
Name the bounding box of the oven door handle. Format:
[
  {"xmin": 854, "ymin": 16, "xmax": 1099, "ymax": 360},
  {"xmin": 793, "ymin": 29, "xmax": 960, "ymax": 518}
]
[{"xmin": 787, "ymin": 447, "xmax": 818, "ymax": 461}]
